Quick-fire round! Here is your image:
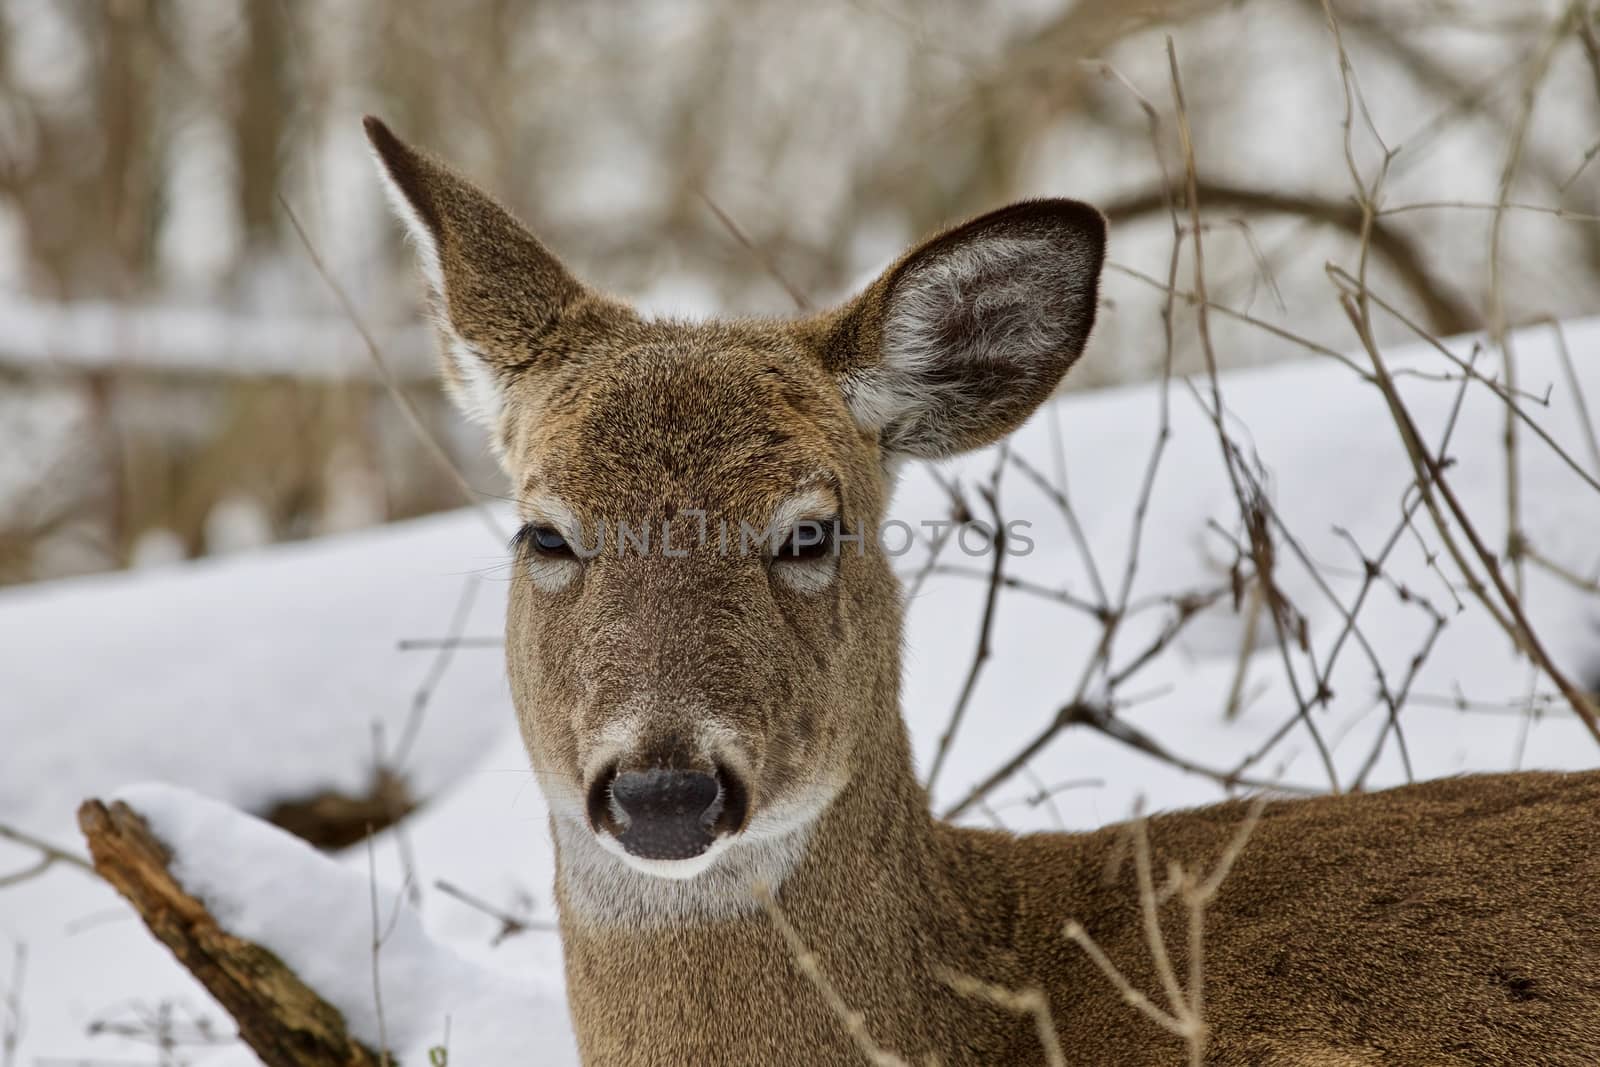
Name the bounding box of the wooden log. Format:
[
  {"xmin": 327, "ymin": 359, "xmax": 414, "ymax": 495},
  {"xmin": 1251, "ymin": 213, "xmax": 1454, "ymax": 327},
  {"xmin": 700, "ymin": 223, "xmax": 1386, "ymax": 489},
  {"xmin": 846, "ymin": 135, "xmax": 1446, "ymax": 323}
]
[{"xmin": 77, "ymin": 798, "xmax": 383, "ymax": 1067}]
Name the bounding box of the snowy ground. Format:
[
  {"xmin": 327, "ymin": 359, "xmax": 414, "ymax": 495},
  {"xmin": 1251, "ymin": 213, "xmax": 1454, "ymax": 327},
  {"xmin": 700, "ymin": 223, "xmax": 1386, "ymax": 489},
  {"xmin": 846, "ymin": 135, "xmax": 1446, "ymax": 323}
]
[{"xmin": 3, "ymin": 316, "xmax": 1599, "ymax": 1063}]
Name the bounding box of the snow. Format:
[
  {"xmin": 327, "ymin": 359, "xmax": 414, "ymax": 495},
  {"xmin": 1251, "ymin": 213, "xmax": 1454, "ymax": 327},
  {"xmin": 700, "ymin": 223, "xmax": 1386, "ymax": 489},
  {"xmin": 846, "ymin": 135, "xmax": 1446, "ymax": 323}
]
[
  {"xmin": 0, "ymin": 507, "xmax": 513, "ymax": 838},
  {"xmin": 3, "ymin": 315, "xmax": 1599, "ymax": 1063}
]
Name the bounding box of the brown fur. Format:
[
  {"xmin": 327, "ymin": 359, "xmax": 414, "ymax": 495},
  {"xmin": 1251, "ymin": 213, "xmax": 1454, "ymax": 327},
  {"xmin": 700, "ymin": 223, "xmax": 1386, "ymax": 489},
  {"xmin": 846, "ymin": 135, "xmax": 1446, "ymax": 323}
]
[
  {"xmin": 565, "ymin": 770, "xmax": 1600, "ymax": 1065},
  {"xmin": 366, "ymin": 118, "xmax": 1600, "ymax": 1065}
]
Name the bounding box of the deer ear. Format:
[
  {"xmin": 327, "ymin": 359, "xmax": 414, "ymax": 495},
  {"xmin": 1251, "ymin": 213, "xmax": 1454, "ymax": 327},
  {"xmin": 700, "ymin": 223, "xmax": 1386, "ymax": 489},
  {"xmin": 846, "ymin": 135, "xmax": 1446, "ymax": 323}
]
[
  {"xmin": 364, "ymin": 116, "xmax": 585, "ymax": 436},
  {"xmin": 821, "ymin": 200, "xmax": 1106, "ymax": 460}
]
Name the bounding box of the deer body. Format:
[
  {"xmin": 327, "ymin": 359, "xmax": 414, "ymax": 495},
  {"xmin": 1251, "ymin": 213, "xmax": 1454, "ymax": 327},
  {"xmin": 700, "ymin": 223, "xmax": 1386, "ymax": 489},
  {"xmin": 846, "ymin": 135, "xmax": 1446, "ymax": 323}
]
[
  {"xmin": 560, "ymin": 766, "xmax": 1600, "ymax": 1065},
  {"xmin": 365, "ymin": 119, "xmax": 1600, "ymax": 1065}
]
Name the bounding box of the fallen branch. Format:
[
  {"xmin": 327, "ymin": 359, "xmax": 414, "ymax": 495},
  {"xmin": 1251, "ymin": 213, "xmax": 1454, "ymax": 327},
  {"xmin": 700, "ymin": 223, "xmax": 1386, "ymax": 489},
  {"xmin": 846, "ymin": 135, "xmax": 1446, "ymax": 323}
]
[{"xmin": 77, "ymin": 798, "xmax": 382, "ymax": 1067}]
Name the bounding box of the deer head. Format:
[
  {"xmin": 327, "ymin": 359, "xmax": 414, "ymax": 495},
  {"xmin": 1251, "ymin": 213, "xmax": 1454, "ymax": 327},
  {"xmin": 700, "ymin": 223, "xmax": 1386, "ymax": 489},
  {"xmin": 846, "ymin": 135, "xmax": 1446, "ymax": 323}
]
[{"xmin": 366, "ymin": 117, "xmax": 1106, "ymax": 912}]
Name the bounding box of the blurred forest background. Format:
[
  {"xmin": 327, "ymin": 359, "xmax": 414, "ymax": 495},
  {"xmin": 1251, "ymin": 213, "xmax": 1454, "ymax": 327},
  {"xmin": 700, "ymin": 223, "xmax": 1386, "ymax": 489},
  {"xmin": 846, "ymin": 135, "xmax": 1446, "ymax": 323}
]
[{"xmin": 2, "ymin": 0, "xmax": 1597, "ymax": 586}]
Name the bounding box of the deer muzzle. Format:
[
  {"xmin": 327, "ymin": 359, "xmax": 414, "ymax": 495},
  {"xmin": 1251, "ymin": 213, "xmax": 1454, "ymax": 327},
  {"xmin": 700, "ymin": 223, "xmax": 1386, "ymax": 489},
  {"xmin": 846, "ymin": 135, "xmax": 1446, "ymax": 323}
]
[{"xmin": 587, "ymin": 763, "xmax": 751, "ymax": 862}]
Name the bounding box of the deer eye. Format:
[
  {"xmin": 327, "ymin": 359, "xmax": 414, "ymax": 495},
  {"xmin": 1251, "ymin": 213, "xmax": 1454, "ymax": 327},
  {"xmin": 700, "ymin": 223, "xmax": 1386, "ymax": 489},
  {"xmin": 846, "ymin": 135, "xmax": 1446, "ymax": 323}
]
[
  {"xmin": 774, "ymin": 517, "xmax": 838, "ymax": 563},
  {"xmin": 512, "ymin": 523, "xmax": 575, "ymax": 559}
]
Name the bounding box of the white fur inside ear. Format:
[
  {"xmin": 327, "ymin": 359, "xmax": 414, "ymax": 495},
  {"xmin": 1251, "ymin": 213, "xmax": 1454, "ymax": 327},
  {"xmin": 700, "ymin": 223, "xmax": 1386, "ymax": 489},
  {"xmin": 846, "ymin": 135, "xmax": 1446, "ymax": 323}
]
[
  {"xmin": 874, "ymin": 237, "xmax": 1054, "ymax": 426},
  {"xmin": 893, "ymin": 237, "xmax": 1061, "ymax": 356},
  {"xmin": 445, "ymin": 335, "xmax": 505, "ymax": 430},
  {"xmin": 368, "ymin": 146, "xmax": 445, "ymax": 295},
  {"xmin": 845, "ymin": 233, "xmax": 1093, "ymax": 456},
  {"xmin": 369, "ymin": 148, "xmax": 508, "ymax": 434}
]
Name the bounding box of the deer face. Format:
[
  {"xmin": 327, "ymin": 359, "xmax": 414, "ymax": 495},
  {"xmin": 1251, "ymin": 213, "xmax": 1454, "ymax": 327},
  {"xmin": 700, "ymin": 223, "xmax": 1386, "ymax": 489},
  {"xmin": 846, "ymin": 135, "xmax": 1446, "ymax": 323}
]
[
  {"xmin": 366, "ymin": 118, "xmax": 1106, "ymax": 893},
  {"xmin": 498, "ymin": 320, "xmax": 894, "ymax": 882}
]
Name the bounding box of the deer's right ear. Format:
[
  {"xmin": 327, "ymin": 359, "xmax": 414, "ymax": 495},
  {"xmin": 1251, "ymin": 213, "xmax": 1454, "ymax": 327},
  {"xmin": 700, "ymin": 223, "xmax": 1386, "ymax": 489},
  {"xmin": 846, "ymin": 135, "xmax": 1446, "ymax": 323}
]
[
  {"xmin": 817, "ymin": 199, "xmax": 1106, "ymax": 461},
  {"xmin": 364, "ymin": 116, "xmax": 585, "ymax": 437}
]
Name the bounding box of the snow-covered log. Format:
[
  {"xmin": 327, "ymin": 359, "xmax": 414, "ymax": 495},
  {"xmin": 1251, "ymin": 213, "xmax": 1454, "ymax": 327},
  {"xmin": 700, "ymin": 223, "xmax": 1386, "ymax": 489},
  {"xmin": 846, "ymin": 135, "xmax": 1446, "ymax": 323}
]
[
  {"xmin": 77, "ymin": 785, "xmax": 579, "ymax": 1067},
  {"xmin": 78, "ymin": 796, "xmax": 382, "ymax": 1067}
]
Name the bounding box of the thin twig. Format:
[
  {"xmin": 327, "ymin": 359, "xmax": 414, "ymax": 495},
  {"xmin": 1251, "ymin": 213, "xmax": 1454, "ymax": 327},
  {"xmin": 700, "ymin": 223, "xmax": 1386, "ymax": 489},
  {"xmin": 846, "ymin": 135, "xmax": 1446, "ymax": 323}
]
[
  {"xmin": 1008, "ymin": 450, "xmax": 1108, "ymax": 610},
  {"xmin": 925, "ymin": 469, "xmax": 1008, "ymax": 793},
  {"xmin": 366, "ymin": 833, "xmax": 394, "ymax": 1067},
  {"xmin": 1376, "ymin": 200, "xmax": 1600, "ymax": 221},
  {"xmin": 753, "ymin": 885, "xmax": 913, "ymax": 1067},
  {"xmin": 434, "ymin": 879, "xmax": 558, "ymax": 945},
  {"xmin": 1487, "ymin": 2, "xmax": 1580, "ymax": 608},
  {"xmin": 695, "ymin": 191, "xmax": 814, "ymax": 312},
  {"xmin": 945, "ymin": 701, "xmax": 1315, "ymax": 821},
  {"xmin": 1061, "ymin": 920, "xmax": 1186, "ymax": 1038},
  {"xmin": 1524, "ymin": 542, "xmax": 1600, "ymax": 595},
  {"xmin": 1540, "ymin": 317, "xmax": 1600, "ymax": 480},
  {"xmin": 927, "ymin": 564, "xmax": 1105, "ymax": 617},
  {"xmin": 1559, "ymin": 138, "xmax": 1600, "ymax": 194},
  {"xmin": 397, "ymin": 636, "xmax": 503, "ymax": 651},
  {"xmin": 1340, "ymin": 295, "xmax": 1600, "ymax": 740},
  {"xmin": 1220, "ymin": 579, "xmax": 1262, "ymax": 722},
  {"xmin": 1, "ymin": 943, "xmax": 24, "ymax": 1067},
  {"xmin": 391, "ymin": 576, "xmax": 482, "ymax": 769},
  {"xmin": 934, "ymin": 967, "xmax": 1066, "ymax": 1067},
  {"xmin": 0, "ymin": 824, "xmax": 94, "ymax": 888}
]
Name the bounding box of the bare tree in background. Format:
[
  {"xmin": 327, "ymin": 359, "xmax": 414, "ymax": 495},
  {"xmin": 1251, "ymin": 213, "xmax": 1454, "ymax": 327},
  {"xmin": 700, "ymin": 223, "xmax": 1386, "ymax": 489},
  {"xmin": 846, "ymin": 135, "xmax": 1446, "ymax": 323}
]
[{"xmin": 0, "ymin": 0, "xmax": 1596, "ymax": 585}]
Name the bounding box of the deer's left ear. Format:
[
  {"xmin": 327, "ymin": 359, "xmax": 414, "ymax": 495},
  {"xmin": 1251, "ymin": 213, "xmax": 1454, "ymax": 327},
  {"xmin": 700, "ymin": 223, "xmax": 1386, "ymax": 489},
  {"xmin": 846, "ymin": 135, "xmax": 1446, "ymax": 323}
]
[
  {"xmin": 817, "ymin": 200, "xmax": 1106, "ymax": 459},
  {"xmin": 364, "ymin": 116, "xmax": 588, "ymax": 438}
]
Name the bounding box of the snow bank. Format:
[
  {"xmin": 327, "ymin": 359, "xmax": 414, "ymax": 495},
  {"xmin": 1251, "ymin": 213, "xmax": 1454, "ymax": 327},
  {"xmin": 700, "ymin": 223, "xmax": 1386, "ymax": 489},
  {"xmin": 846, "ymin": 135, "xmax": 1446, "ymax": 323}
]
[{"xmin": 0, "ymin": 507, "xmax": 514, "ymax": 837}]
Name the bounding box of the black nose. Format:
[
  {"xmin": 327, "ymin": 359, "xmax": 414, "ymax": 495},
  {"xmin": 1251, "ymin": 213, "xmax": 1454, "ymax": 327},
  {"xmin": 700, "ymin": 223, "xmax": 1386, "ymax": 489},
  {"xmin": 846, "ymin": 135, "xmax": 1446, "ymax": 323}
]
[{"xmin": 588, "ymin": 767, "xmax": 746, "ymax": 861}]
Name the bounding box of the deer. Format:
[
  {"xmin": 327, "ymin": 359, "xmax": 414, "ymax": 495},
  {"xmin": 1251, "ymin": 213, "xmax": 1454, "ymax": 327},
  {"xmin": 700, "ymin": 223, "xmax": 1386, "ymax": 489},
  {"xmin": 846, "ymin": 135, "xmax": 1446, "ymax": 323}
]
[{"xmin": 364, "ymin": 116, "xmax": 1600, "ymax": 1066}]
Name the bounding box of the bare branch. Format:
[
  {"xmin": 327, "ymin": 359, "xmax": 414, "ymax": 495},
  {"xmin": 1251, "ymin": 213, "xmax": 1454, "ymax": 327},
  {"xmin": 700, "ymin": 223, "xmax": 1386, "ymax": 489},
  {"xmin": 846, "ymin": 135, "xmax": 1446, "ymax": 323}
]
[
  {"xmin": 1101, "ymin": 178, "xmax": 1478, "ymax": 335},
  {"xmin": 933, "ymin": 967, "xmax": 1066, "ymax": 1067},
  {"xmin": 1339, "ymin": 295, "xmax": 1600, "ymax": 740},
  {"xmin": 434, "ymin": 879, "xmax": 558, "ymax": 946},
  {"xmin": 926, "ymin": 465, "xmax": 1009, "ymax": 793}
]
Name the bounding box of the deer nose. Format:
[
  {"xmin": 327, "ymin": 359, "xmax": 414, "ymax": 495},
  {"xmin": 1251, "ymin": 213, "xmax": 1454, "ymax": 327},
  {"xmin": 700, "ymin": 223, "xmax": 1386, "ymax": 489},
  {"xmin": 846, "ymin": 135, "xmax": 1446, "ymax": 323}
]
[{"xmin": 588, "ymin": 766, "xmax": 745, "ymax": 861}]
